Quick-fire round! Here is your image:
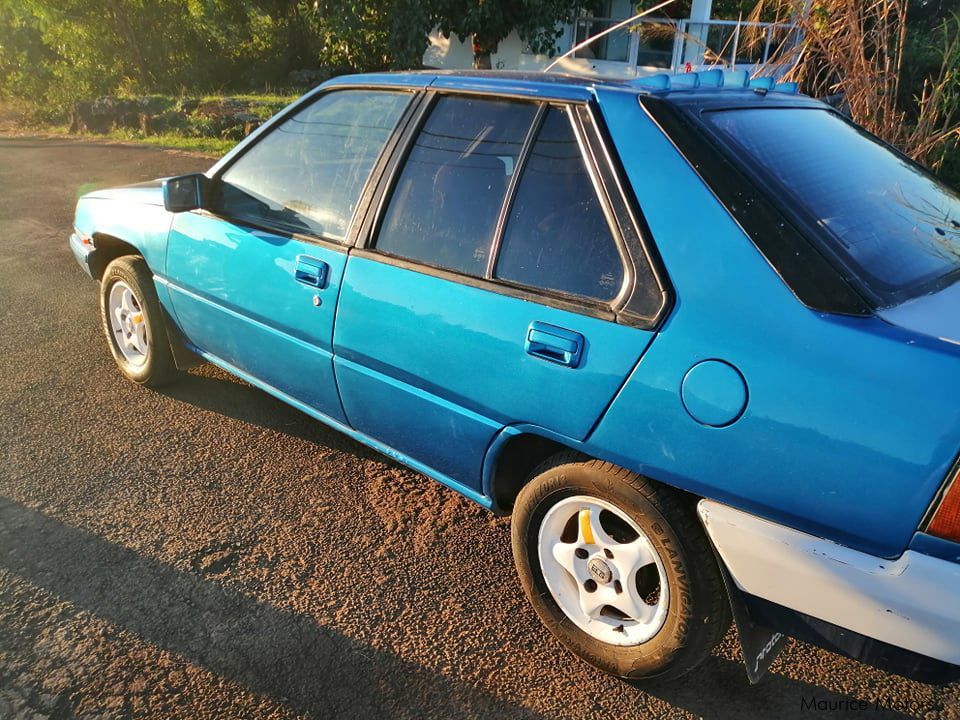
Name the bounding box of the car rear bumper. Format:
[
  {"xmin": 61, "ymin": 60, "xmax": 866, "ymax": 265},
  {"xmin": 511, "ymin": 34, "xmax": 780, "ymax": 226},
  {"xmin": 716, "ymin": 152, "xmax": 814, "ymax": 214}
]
[
  {"xmin": 69, "ymin": 231, "xmax": 96, "ymax": 278},
  {"xmin": 699, "ymin": 500, "xmax": 960, "ymax": 668}
]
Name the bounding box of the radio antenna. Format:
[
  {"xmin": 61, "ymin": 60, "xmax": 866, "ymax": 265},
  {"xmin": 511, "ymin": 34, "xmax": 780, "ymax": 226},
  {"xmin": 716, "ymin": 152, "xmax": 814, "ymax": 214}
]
[{"xmin": 545, "ymin": 0, "xmax": 677, "ymax": 72}]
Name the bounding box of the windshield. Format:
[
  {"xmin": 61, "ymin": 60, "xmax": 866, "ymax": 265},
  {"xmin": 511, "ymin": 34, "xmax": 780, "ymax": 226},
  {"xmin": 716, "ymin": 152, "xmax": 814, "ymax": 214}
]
[{"xmin": 703, "ymin": 108, "xmax": 960, "ymax": 305}]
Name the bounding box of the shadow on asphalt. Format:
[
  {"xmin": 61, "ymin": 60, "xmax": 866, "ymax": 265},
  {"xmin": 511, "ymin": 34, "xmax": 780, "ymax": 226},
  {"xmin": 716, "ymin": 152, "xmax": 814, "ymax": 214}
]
[
  {"xmin": 0, "ymin": 496, "xmax": 917, "ymax": 720},
  {"xmin": 634, "ymin": 660, "xmax": 915, "ymax": 720},
  {"xmin": 157, "ymin": 368, "xmax": 390, "ymax": 465},
  {"xmin": 0, "ymin": 497, "xmax": 540, "ymax": 719},
  {"xmin": 150, "ymin": 370, "xmax": 920, "ymax": 719}
]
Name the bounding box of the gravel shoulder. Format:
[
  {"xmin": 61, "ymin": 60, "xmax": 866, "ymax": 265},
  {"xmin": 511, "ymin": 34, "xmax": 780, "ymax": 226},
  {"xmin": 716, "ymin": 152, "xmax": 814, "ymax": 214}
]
[{"xmin": 1, "ymin": 136, "xmax": 957, "ymax": 719}]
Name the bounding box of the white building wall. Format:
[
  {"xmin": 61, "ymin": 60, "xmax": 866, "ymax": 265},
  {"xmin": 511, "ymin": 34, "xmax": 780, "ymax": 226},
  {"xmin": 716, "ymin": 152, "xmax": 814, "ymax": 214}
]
[
  {"xmin": 423, "ymin": 24, "xmax": 639, "ymax": 79},
  {"xmin": 422, "ymin": 0, "xmax": 724, "ymax": 78},
  {"xmin": 423, "ymin": 30, "xmax": 531, "ymax": 71}
]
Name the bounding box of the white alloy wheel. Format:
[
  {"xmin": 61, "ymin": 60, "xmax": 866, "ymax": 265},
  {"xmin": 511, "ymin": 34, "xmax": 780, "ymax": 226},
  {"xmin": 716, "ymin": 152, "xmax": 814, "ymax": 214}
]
[
  {"xmin": 537, "ymin": 495, "xmax": 669, "ymax": 646},
  {"xmin": 107, "ymin": 280, "xmax": 149, "ymax": 366}
]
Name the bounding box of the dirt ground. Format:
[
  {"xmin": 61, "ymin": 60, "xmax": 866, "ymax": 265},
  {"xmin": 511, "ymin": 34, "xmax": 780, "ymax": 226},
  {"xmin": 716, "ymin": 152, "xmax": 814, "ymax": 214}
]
[{"xmin": 1, "ymin": 136, "xmax": 958, "ymax": 719}]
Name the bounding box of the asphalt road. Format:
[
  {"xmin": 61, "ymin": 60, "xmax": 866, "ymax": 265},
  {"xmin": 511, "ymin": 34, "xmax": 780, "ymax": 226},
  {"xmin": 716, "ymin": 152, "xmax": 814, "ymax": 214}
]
[{"xmin": 0, "ymin": 136, "xmax": 958, "ymax": 720}]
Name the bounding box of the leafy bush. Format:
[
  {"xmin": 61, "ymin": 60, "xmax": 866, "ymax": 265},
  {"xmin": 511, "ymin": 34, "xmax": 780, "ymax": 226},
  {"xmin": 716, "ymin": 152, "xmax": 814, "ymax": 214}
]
[
  {"xmin": 2, "ymin": 0, "xmax": 958, "ymax": 188},
  {"xmin": 939, "ymin": 146, "xmax": 960, "ymax": 190},
  {"xmin": 0, "ymin": 0, "xmax": 597, "ymax": 111},
  {"xmin": 0, "ymin": 0, "xmax": 322, "ymax": 118}
]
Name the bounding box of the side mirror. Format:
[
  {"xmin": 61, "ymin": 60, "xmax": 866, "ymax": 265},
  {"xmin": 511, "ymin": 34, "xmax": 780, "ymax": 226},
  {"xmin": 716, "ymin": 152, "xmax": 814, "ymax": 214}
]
[{"xmin": 162, "ymin": 173, "xmax": 209, "ymax": 213}]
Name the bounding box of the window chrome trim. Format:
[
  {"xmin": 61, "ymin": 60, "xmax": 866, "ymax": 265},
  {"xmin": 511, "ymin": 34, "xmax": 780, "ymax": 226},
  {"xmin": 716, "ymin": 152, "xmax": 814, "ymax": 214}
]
[
  {"xmin": 347, "ymin": 90, "xmax": 428, "ymax": 247},
  {"xmin": 565, "ymin": 104, "xmax": 635, "ymax": 310},
  {"xmin": 575, "ymin": 103, "xmax": 672, "ymax": 327},
  {"xmin": 356, "ymin": 87, "xmax": 672, "ymax": 329},
  {"xmin": 355, "ymin": 91, "xmax": 440, "ymax": 254},
  {"xmin": 351, "ymin": 247, "xmax": 618, "ymax": 322}
]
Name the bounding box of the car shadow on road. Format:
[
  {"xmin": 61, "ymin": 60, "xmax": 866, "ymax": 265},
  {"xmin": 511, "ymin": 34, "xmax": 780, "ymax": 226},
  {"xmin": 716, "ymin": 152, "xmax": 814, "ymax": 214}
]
[
  {"xmin": 146, "ymin": 371, "xmax": 924, "ymax": 720},
  {"xmin": 2, "ymin": 499, "xmax": 929, "ymax": 720},
  {"xmin": 157, "ymin": 367, "xmax": 392, "ymax": 466},
  {"xmin": 0, "ymin": 497, "xmax": 539, "ymax": 719},
  {"xmin": 633, "ymin": 656, "xmax": 918, "ymax": 720}
]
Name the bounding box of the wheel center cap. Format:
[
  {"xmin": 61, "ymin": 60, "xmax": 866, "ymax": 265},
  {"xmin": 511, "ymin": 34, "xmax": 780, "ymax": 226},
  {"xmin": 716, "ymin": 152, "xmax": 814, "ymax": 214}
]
[{"xmin": 587, "ymin": 557, "xmax": 613, "ymax": 585}]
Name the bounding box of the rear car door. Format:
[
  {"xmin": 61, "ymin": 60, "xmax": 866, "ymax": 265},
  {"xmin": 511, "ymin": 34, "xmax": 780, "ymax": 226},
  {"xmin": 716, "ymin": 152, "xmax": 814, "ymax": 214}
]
[
  {"xmin": 164, "ymin": 89, "xmax": 412, "ymax": 421},
  {"xmin": 333, "ymin": 94, "xmax": 667, "ymax": 490}
]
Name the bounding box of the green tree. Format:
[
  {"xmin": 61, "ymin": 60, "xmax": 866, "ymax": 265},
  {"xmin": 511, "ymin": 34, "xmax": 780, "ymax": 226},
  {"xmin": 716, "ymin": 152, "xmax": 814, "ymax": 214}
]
[
  {"xmin": 30, "ymin": 0, "xmax": 200, "ymax": 92},
  {"xmin": 0, "ymin": 0, "xmax": 55, "ymax": 99},
  {"xmin": 244, "ymin": 0, "xmax": 324, "ymax": 76},
  {"xmin": 431, "ymin": 0, "xmax": 591, "ymax": 69},
  {"xmin": 315, "ymin": 0, "xmax": 432, "ymax": 71},
  {"xmin": 5, "ymin": 0, "xmax": 215, "ymax": 106},
  {"xmin": 0, "ymin": 0, "xmax": 315, "ymax": 113}
]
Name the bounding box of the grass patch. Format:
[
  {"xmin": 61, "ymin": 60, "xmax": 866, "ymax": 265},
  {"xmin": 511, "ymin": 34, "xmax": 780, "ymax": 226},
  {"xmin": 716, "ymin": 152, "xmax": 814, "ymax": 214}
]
[
  {"xmin": 1, "ymin": 91, "xmax": 306, "ymax": 156},
  {"xmin": 102, "ymin": 129, "xmax": 237, "ymax": 156},
  {"xmin": 196, "ymin": 91, "xmax": 301, "ymax": 104},
  {"xmin": 34, "ymin": 123, "xmax": 235, "ymax": 157}
]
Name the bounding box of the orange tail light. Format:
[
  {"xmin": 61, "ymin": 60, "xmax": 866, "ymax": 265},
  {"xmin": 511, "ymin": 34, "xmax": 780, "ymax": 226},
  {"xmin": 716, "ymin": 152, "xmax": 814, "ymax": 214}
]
[{"xmin": 928, "ymin": 470, "xmax": 960, "ymax": 544}]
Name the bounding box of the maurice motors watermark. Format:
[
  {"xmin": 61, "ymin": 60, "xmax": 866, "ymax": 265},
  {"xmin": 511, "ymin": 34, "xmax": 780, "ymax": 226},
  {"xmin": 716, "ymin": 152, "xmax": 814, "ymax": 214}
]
[{"xmin": 800, "ymin": 696, "xmax": 932, "ymax": 714}]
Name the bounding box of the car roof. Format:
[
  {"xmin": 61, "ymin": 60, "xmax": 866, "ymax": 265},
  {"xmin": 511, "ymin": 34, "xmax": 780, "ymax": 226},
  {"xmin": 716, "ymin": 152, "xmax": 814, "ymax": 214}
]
[{"xmin": 323, "ymin": 68, "xmax": 826, "ymax": 111}]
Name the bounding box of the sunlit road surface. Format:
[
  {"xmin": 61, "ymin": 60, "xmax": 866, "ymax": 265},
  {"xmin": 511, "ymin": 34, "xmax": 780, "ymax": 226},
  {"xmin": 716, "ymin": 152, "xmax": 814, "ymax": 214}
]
[{"xmin": 1, "ymin": 136, "xmax": 957, "ymax": 720}]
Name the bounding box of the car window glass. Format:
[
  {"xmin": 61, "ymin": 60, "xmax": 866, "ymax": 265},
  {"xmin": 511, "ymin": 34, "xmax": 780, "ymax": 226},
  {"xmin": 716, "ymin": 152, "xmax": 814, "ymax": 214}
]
[
  {"xmin": 218, "ymin": 90, "xmax": 409, "ymax": 241},
  {"xmin": 495, "ymin": 107, "xmax": 624, "ymax": 302},
  {"xmin": 704, "ymin": 108, "xmax": 960, "ymax": 304},
  {"xmin": 375, "ymin": 96, "xmax": 537, "ymax": 276}
]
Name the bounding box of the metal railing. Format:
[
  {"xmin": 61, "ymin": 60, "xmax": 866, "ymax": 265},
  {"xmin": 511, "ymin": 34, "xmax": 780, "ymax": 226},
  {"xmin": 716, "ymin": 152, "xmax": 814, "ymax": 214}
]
[{"xmin": 571, "ymin": 16, "xmax": 800, "ymax": 74}]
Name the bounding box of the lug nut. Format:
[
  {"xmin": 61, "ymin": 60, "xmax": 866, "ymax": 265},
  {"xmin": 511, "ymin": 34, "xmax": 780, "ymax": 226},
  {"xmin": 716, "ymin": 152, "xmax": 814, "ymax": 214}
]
[
  {"xmin": 574, "ymin": 548, "xmax": 588, "ymax": 560},
  {"xmin": 584, "ymin": 579, "xmax": 597, "ymax": 593},
  {"xmin": 603, "ymin": 548, "xmax": 614, "ymax": 559}
]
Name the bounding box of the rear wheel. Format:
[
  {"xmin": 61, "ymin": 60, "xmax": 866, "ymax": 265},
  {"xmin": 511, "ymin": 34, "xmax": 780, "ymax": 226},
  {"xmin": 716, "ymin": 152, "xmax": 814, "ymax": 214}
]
[
  {"xmin": 99, "ymin": 256, "xmax": 176, "ymax": 387},
  {"xmin": 511, "ymin": 453, "xmax": 730, "ymax": 680}
]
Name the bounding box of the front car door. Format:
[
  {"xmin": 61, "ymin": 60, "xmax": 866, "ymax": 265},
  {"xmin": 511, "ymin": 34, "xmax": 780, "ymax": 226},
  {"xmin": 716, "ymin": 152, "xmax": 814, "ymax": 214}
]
[
  {"xmin": 163, "ymin": 88, "xmax": 413, "ymax": 422},
  {"xmin": 333, "ymin": 92, "xmax": 668, "ymax": 491}
]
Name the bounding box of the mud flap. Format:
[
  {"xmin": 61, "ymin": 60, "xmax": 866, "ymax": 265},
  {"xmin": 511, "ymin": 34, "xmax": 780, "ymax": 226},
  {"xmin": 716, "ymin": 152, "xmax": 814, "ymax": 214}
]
[
  {"xmin": 160, "ymin": 307, "xmax": 202, "ymax": 370},
  {"xmin": 713, "ymin": 547, "xmax": 789, "ymax": 683}
]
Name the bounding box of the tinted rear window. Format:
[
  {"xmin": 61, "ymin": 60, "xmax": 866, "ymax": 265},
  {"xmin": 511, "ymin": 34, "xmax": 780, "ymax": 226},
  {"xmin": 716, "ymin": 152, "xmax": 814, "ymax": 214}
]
[{"xmin": 703, "ymin": 108, "xmax": 960, "ymax": 304}]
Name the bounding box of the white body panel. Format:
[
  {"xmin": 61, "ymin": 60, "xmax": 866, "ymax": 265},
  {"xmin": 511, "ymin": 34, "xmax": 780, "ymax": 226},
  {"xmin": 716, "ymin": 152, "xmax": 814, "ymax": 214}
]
[
  {"xmin": 698, "ymin": 500, "xmax": 960, "ymax": 665},
  {"xmin": 878, "ymin": 280, "xmax": 960, "ymax": 346}
]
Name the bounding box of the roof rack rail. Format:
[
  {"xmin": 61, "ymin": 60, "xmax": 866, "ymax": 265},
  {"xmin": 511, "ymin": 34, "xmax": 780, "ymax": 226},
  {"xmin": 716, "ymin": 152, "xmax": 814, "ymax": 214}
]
[{"xmin": 632, "ymin": 68, "xmax": 799, "ymax": 94}]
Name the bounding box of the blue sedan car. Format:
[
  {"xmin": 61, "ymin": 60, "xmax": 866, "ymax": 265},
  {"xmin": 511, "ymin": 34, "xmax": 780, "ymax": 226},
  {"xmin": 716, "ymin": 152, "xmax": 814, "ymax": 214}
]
[{"xmin": 70, "ymin": 69, "xmax": 960, "ymax": 683}]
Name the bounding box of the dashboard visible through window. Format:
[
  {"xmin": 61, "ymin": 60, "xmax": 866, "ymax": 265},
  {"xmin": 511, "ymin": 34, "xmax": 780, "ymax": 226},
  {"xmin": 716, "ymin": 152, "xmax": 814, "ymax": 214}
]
[{"xmin": 217, "ymin": 89, "xmax": 410, "ymax": 242}]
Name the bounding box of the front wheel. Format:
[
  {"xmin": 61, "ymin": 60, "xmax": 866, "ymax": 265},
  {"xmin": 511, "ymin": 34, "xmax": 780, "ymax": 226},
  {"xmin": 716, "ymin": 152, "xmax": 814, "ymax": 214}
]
[
  {"xmin": 511, "ymin": 453, "xmax": 730, "ymax": 681},
  {"xmin": 99, "ymin": 256, "xmax": 176, "ymax": 387}
]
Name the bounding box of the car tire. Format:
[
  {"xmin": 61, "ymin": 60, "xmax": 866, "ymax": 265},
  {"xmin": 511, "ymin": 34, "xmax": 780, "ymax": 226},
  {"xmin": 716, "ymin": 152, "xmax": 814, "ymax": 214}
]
[
  {"xmin": 99, "ymin": 255, "xmax": 176, "ymax": 387},
  {"xmin": 511, "ymin": 452, "xmax": 730, "ymax": 681}
]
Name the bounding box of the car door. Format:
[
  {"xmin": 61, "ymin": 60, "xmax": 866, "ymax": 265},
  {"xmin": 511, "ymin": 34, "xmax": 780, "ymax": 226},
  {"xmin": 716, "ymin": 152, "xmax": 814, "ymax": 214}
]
[
  {"xmin": 164, "ymin": 88, "xmax": 413, "ymax": 422},
  {"xmin": 333, "ymin": 95, "xmax": 667, "ymax": 490}
]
